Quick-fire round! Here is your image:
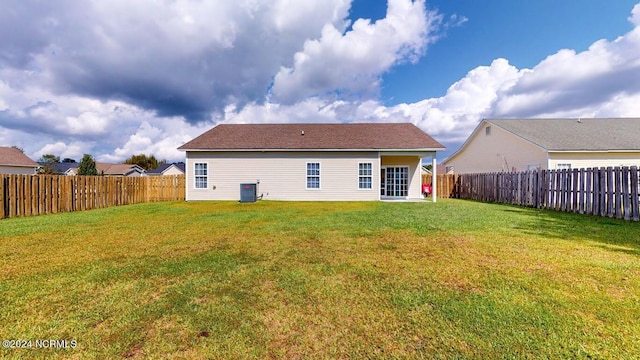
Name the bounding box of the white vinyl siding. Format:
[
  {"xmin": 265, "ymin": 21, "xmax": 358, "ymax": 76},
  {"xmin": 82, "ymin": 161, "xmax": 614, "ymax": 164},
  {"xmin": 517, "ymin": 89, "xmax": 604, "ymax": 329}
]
[
  {"xmin": 548, "ymin": 152, "xmax": 640, "ymax": 170},
  {"xmin": 306, "ymin": 162, "xmax": 320, "ymax": 189},
  {"xmin": 0, "ymin": 165, "xmax": 38, "ymax": 175},
  {"xmin": 194, "ymin": 163, "xmax": 208, "ymax": 189},
  {"xmin": 162, "ymin": 165, "xmax": 184, "ymax": 176},
  {"xmin": 444, "ymin": 122, "xmax": 548, "ymax": 173},
  {"xmin": 185, "ymin": 152, "xmax": 383, "ymax": 201},
  {"xmin": 358, "ymin": 162, "xmax": 372, "ymax": 189}
]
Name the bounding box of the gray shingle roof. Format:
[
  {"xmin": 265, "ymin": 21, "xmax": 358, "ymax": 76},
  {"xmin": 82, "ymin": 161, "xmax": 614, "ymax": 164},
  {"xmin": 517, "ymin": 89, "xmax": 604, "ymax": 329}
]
[
  {"xmin": 178, "ymin": 123, "xmax": 444, "ymax": 151},
  {"xmin": 487, "ymin": 118, "xmax": 640, "ymax": 151}
]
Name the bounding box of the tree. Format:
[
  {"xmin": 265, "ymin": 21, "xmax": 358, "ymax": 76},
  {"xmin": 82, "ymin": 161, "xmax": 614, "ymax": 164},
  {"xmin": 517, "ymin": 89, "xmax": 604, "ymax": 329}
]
[
  {"xmin": 61, "ymin": 158, "xmax": 76, "ymax": 163},
  {"xmin": 38, "ymin": 154, "xmax": 61, "ymax": 174},
  {"xmin": 124, "ymin": 154, "xmax": 166, "ymax": 171},
  {"xmin": 78, "ymin": 154, "xmax": 98, "ymax": 175},
  {"xmin": 40, "ymin": 154, "xmax": 61, "ymax": 163}
]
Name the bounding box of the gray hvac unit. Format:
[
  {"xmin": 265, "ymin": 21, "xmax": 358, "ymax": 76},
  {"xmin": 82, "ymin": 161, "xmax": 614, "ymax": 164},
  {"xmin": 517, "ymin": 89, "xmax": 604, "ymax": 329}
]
[{"xmin": 240, "ymin": 183, "xmax": 257, "ymax": 203}]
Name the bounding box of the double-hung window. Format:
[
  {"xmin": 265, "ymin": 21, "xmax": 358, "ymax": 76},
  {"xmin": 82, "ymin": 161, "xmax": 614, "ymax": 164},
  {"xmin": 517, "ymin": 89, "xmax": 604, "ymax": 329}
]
[
  {"xmin": 194, "ymin": 163, "xmax": 208, "ymax": 189},
  {"xmin": 358, "ymin": 163, "xmax": 372, "ymax": 189},
  {"xmin": 306, "ymin": 162, "xmax": 320, "ymax": 189}
]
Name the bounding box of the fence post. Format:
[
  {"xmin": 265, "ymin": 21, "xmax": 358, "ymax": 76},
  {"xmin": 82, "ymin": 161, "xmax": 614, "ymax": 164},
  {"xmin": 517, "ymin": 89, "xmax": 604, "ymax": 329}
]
[
  {"xmin": 0, "ymin": 175, "xmax": 5, "ymax": 219},
  {"xmin": 623, "ymin": 167, "xmax": 631, "ymax": 220},
  {"xmin": 631, "ymin": 166, "xmax": 639, "ymax": 221}
]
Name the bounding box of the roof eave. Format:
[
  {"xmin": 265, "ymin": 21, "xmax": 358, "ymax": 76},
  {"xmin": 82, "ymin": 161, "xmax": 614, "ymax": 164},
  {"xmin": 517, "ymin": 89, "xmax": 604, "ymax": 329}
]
[
  {"xmin": 0, "ymin": 163, "xmax": 39, "ymax": 168},
  {"xmin": 180, "ymin": 147, "xmax": 444, "ymax": 152},
  {"xmin": 549, "ymin": 149, "xmax": 640, "ymax": 153}
]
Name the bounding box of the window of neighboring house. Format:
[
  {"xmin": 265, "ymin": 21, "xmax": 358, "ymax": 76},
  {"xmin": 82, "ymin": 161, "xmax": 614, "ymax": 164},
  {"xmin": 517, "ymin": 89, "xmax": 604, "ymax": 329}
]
[
  {"xmin": 485, "ymin": 126, "xmax": 491, "ymax": 136},
  {"xmin": 527, "ymin": 163, "xmax": 540, "ymax": 171},
  {"xmin": 358, "ymin": 162, "xmax": 372, "ymax": 189},
  {"xmin": 445, "ymin": 165, "xmax": 454, "ymax": 174},
  {"xmin": 194, "ymin": 163, "xmax": 208, "ymax": 189},
  {"xmin": 556, "ymin": 163, "xmax": 571, "ymax": 170},
  {"xmin": 306, "ymin": 162, "xmax": 320, "ymax": 189}
]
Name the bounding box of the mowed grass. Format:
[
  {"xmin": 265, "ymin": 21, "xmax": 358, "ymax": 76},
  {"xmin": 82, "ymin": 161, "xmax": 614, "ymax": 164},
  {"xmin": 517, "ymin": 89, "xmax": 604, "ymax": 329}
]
[{"xmin": 1, "ymin": 199, "xmax": 639, "ymax": 359}]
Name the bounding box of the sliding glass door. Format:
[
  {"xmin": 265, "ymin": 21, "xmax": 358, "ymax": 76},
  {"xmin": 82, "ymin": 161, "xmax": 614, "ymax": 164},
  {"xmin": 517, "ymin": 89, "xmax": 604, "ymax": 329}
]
[{"xmin": 380, "ymin": 166, "xmax": 409, "ymax": 197}]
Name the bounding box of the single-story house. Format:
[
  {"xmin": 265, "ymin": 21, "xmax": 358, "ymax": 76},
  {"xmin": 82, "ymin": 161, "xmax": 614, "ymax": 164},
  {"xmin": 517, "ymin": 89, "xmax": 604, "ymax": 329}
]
[
  {"xmin": 421, "ymin": 164, "xmax": 452, "ymax": 175},
  {"xmin": 178, "ymin": 123, "xmax": 445, "ymax": 201},
  {"xmin": 46, "ymin": 162, "xmax": 79, "ymax": 175},
  {"xmin": 0, "ymin": 147, "xmax": 39, "ymax": 174},
  {"xmin": 443, "ymin": 118, "xmax": 640, "ymax": 173},
  {"xmin": 45, "ymin": 162, "xmax": 146, "ymax": 176},
  {"xmin": 96, "ymin": 163, "xmax": 146, "ymax": 177},
  {"xmin": 147, "ymin": 162, "xmax": 185, "ymax": 176}
]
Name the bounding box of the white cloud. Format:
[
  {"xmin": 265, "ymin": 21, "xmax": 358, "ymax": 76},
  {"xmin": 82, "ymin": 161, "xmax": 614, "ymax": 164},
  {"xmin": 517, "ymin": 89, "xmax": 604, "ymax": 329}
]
[
  {"xmin": 2, "ymin": 1, "xmax": 640, "ymax": 164},
  {"xmin": 270, "ymin": 0, "xmax": 440, "ymax": 103},
  {"xmin": 101, "ymin": 119, "xmax": 209, "ymax": 163},
  {"xmin": 216, "ymin": 58, "xmax": 521, "ymax": 143},
  {"xmin": 32, "ymin": 141, "xmax": 88, "ymax": 161},
  {"xmin": 630, "ymin": 3, "xmax": 640, "ymax": 26},
  {"xmin": 0, "ymin": 0, "xmax": 353, "ymax": 120},
  {"xmin": 491, "ymin": 23, "xmax": 640, "ymax": 118}
]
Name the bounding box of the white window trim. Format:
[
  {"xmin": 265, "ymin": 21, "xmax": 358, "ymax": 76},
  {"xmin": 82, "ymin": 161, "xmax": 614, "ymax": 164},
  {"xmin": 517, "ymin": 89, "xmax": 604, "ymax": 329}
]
[
  {"xmin": 380, "ymin": 165, "xmax": 410, "ymax": 199},
  {"xmin": 358, "ymin": 162, "xmax": 373, "ymax": 190},
  {"xmin": 194, "ymin": 162, "xmax": 208, "ymax": 189},
  {"xmin": 306, "ymin": 162, "xmax": 321, "ymax": 190}
]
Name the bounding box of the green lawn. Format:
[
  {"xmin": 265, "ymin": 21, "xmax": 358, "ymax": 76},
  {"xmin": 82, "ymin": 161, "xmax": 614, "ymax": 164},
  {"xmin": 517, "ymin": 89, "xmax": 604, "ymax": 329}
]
[{"xmin": 1, "ymin": 199, "xmax": 639, "ymax": 359}]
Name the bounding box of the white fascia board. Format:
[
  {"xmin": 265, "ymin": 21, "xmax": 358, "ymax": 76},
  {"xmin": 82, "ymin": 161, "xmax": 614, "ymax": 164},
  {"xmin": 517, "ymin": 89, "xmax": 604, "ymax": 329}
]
[
  {"xmin": 0, "ymin": 164, "xmax": 38, "ymax": 168},
  {"xmin": 441, "ymin": 120, "xmax": 488, "ymax": 164},
  {"xmin": 181, "ymin": 148, "xmax": 443, "ymax": 153}
]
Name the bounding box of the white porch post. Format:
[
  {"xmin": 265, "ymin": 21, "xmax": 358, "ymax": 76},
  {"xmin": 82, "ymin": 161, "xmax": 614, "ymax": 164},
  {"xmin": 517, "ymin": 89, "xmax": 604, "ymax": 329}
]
[{"xmin": 431, "ymin": 155, "xmax": 437, "ymax": 203}]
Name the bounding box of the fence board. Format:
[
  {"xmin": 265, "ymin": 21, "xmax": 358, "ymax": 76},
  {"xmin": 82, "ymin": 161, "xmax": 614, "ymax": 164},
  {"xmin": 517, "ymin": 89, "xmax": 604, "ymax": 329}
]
[
  {"xmin": 585, "ymin": 169, "xmax": 592, "ymax": 215},
  {"xmin": 9, "ymin": 175, "xmax": 16, "ymax": 218},
  {"xmin": 0, "ymin": 176, "xmax": 5, "ymax": 219},
  {"xmin": 456, "ymin": 166, "xmax": 640, "ymax": 221},
  {"xmin": 623, "ymin": 167, "xmax": 631, "ymax": 221},
  {"xmin": 1, "ymin": 174, "xmax": 186, "ymax": 219},
  {"xmin": 632, "ymin": 167, "xmax": 639, "ymax": 221},
  {"xmin": 421, "ymin": 174, "xmax": 459, "ymax": 199}
]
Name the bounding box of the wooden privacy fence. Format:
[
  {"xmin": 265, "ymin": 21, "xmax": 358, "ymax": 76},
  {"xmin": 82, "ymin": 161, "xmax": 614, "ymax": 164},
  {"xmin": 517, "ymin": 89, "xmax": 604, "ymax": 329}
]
[
  {"xmin": 456, "ymin": 167, "xmax": 640, "ymax": 221},
  {"xmin": 1, "ymin": 174, "xmax": 185, "ymax": 219},
  {"xmin": 422, "ymin": 174, "xmax": 459, "ymax": 198}
]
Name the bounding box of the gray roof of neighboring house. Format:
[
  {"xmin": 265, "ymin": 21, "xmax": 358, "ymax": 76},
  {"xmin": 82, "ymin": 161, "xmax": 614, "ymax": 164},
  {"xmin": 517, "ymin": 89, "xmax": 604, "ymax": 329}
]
[
  {"xmin": 0, "ymin": 147, "xmax": 39, "ymax": 167},
  {"xmin": 96, "ymin": 163, "xmax": 146, "ymax": 175},
  {"xmin": 50, "ymin": 162, "xmax": 79, "ymax": 174},
  {"xmin": 148, "ymin": 162, "xmax": 185, "ymax": 174},
  {"xmin": 38, "ymin": 162, "xmax": 145, "ymax": 175},
  {"xmin": 178, "ymin": 123, "xmax": 445, "ymax": 151},
  {"xmin": 487, "ymin": 118, "xmax": 640, "ymax": 151}
]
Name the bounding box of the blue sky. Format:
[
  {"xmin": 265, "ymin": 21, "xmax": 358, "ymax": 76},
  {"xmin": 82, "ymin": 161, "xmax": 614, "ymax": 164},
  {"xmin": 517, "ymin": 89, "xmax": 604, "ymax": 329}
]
[
  {"xmin": 365, "ymin": 0, "xmax": 640, "ymax": 102},
  {"xmin": 1, "ymin": 0, "xmax": 639, "ymax": 162}
]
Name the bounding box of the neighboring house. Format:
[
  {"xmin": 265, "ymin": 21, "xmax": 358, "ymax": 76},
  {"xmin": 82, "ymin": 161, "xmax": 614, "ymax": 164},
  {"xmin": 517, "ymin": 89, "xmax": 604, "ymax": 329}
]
[
  {"xmin": 46, "ymin": 162, "xmax": 79, "ymax": 175},
  {"xmin": 147, "ymin": 162, "xmax": 185, "ymax": 176},
  {"xmin": 96, "ymin": 163, "xmax": 146, "ymax": 177},
  {"xmin": 178, "ymin": 123, "xmax": 445, "ymax": 201},
  {"xmin": 421, "ymin": 164, "xmax": 452, "ymax": 175},
  {"xmin": 0, "ymin": 147, "xmax": 39, "ymax": 174},
  {"xmin": 44, "ymin": 162, "xmax": 146, "ymax": 176},
  {"xmin": 444, "ymin": 118, "xmax": 640, "ymax": 174}
]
